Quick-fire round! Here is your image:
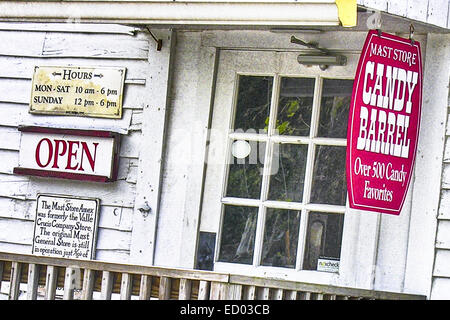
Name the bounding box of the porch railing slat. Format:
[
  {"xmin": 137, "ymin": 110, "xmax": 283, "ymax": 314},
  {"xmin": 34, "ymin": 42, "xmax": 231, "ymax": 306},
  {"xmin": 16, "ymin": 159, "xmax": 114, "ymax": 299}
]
[
  {"xmin": 81, "ymin": 269, "xmax": 95, "ymax": 300},
  {"xmin": 159, "ymin": 276, "xmax": 171, "ymax": 300},
  {"xmin": 101, "ymin": 271, "xmax": 114, "ymax": 300},
  {"xmin": 139, "ymin": 275, "xmax": 152, "ymax": 300},
  {"xmin": 120, "ymin": 273, "xmax": 133, "ymax": 300},
  {"xmin": 27, "ymin": 263, "xmax": 40, "ymax": 300},
  {"xmin": 197, "ymin": 280, "xmax": 210, "ymax": 300},
  {"xmin": 178, "ymin": 278, "xmax": 192, "ymax": 300},
  {"xmin": 8, "ymin": 261, "xmax": 22, "ymax": 300},
  {"xmin": 45, "ymin": 265, "xmax": 58, "ymax": 300}
]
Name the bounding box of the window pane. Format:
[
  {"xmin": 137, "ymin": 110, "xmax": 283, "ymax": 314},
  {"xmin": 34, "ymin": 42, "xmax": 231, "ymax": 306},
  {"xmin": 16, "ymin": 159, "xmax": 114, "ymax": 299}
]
[
  {"xmin": 218, "ymin": 205, "xmax": 259, "ymax": 264},
  {"xmin": 318, "ymin": 79, "xmax": 353, "ymax": 138},
  {"xmin": 268, "ymin": 143, "xmax": 308, "ymax": 202},
  {"xmin": 226, "ymin": 141, "xmax": 266, "ymax": 199},
  {"xmin": 303, "ymin": 212, "xmax": 344, "ymax": 271},
  {"xmin": 261, "ymin": 208, "xmax": 300, "ymax": 268},
  {"xmin": 310, "ymin": 146, "xmax": 347, "ymax": 205},
  {"xmin": 234, "ymin": 75, "xmax": 273, "ymax": 132},
  {"xmin": 276, "ymin": 77, "xmax": 315, "ymax": 136}
]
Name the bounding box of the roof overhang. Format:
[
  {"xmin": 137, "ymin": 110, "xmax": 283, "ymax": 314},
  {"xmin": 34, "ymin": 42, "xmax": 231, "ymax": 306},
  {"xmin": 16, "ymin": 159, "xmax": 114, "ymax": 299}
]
[{"xmin": 0, "ymin": 1, "xmax": 342, "ymax": 27}]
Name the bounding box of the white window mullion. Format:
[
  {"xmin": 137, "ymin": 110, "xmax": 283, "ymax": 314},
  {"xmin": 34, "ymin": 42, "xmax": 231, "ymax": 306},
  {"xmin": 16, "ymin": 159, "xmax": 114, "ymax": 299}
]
[
  {"xmin": 295, "ymin": 76, "xmax": 322, "ymax": 270},
  {"xmin": 253, "ymin": 74, "xmax": 280, "ymax": 267}
]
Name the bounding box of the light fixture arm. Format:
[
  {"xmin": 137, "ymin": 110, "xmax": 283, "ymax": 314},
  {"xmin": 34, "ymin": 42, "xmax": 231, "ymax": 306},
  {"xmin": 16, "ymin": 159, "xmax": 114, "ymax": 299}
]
[{"xmin": 290, "ymin": 35, "xmax": 330, "ymax": 55}]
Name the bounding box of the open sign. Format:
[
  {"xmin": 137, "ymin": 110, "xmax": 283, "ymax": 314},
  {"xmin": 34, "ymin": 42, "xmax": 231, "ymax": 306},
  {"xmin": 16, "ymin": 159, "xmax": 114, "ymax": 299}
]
[{"xmin": 14, "ymin": 126, "xmax": 120, "ymax": 182}]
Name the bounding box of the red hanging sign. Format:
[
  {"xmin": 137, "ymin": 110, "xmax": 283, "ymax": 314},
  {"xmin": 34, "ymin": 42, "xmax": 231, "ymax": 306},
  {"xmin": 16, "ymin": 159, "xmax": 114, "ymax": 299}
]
[{"xmin": 346, "ymin": 30, "xmax": 423, "ymax": 215}]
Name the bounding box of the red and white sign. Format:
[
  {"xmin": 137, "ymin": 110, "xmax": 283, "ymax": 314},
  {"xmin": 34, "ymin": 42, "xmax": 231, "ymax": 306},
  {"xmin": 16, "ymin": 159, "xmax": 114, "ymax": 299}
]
[
  {"xmin": 14, "ymin": 126, "xmax": 120, "ymax": 182},
  {"xmin": 346, "ymin": 30, "xmax": 422, "ymax": 215}
]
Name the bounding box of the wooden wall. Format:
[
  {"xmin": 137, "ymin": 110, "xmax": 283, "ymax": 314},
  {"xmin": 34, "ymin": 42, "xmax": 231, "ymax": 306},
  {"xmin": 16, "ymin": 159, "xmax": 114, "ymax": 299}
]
[
  {"xmin": 0, "ymin": 22, "xmax": 149, "ymax": 263},
  {"xmin": 358, "ymin": 0, "xmax": 450, "ymax": 29}
]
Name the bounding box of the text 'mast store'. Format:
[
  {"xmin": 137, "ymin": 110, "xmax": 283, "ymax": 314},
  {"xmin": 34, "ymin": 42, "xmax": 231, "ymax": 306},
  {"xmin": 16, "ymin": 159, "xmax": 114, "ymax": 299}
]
[{"xmin": 0, "ymin": 0, "xmax": 448, "ymax": 300}]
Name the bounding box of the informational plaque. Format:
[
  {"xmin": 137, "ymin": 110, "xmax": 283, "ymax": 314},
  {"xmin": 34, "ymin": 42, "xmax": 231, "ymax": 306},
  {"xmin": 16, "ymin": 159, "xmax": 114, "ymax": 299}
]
[
  {"xmin": 346, "ymin": 30, "xmax": 423, "ymax": 215},
  {"xmin": 29, "ymin": 66, "xmax": 126, "ymax": 119},
  {"xmin": 32, "ymin": 194, "xmax": 99, "ymax": 260}
]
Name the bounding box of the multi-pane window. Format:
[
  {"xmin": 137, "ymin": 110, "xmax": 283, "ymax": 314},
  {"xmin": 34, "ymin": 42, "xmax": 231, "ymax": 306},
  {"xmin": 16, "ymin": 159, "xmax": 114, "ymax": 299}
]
[{"xmin": 217, "ymin": 74, "xmax": 353, "ymax": 272}]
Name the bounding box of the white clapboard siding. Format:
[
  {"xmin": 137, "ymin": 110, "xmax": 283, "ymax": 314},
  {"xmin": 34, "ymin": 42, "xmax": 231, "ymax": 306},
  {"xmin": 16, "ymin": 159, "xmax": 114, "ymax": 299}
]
[
  {"xmin": 0, "ymin": 217, "xmax": 131, "ymax": 250},
  {"xmin": 0, "ymin": 56, "xmax": 150, "ymax": 81},
  {"xmin": 357, "ymin": 0, "xmax": 450, "ymax": 29},
  {"xmin": 0, "ymin": 103, "xmax": 132, "ymax": 134},
  {"xmin": 0, "ymin": 23, "xmax": 140, "ymax": 35},
  {"xmin": 0, "ymin": 197, "xmax": 133, "ymax": 232},
  {"xmin": 0, "ymin": 22, "xmax": 148, "ymax": 263},
  {"xmin": 0, "ymin": 31, "xmax": 149, "ymax": 59}
]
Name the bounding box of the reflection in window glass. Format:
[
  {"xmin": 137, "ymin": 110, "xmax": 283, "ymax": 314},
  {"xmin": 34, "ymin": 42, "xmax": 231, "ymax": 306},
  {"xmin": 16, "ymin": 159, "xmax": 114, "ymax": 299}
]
[
  {"xmin": 234, "ymin": 76, "xmax": 273, "ymax": 132},
  {"xmin": 261, "ymin": 208, "xmax": 300, "ymax": 268},
  {"xmin": 226, "ymin": 141, "xmax": 266, "ymax": 199},
  {"xmin": 310, "ymin": 146, "xmax": 347, "ymax": 205},
  {"xmin": 218, "ymin": 205, "xmax": 259, "ymax": 264},
  {"xmin": 318, "ymin": 79, "xmax": 353, "ymax": 138},
  {"xmin": 268, "ymin": 144, "xmax": 308, "ymax": 202},
  {"xmin": 303, "ymin": 212, "xmax": 344, "ymax": 271},
  {"xmin": 276, "ymin": 77, "xmax": 315, "ymax": 136}
]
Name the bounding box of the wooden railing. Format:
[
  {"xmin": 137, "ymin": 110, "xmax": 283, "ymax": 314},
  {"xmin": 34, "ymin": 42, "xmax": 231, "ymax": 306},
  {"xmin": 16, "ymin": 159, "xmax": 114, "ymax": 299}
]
[{"xmin": 0, "ymin": 252, "xmax": 426, "ymax": 300}]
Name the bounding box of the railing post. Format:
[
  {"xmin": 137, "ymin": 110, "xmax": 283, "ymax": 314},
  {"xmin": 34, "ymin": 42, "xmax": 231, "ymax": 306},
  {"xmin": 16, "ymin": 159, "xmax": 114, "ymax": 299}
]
[
  {"xmin": 27, "ymin": 264, "xmax": 40, "ymax": 300},
  {"xmin": 8, "ymin": 262, "xmax": 22, "ymax": 300}
]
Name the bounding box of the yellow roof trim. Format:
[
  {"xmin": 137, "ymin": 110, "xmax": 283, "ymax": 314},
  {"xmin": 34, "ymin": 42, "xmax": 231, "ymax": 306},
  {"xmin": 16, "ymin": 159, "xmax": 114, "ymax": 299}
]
[{"xmin": 335, "ymin": 0, "xmax": 357, "ymax": 27}]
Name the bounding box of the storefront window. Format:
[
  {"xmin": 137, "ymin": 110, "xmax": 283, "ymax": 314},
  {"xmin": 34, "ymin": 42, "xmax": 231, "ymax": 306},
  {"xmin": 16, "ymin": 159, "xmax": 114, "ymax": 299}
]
[{"xmin": 218, "ymin": 75, "xmax": 353, "ymax": 272}]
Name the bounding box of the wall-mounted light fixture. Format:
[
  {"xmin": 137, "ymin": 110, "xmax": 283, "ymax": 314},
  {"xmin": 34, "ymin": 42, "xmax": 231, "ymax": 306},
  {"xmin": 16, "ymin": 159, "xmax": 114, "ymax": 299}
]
[{"xmin": 291, "ymin": 35, "xmax": 347, "ymax": 70}]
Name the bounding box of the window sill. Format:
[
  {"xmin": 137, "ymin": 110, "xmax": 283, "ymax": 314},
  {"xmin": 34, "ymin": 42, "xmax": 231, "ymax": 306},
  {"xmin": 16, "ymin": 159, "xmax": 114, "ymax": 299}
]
[{"xmin": 214, "ymin": 262, "xmax": 340, "ymax": 287}]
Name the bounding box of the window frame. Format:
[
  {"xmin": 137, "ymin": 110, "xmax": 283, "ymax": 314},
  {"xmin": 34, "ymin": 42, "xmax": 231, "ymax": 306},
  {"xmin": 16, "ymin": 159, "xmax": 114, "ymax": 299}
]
[
  {"xmin": 215, "ymin": 72, "xmax": 353, "ymax": 273},
  {"xmin": 197, "ymin": 49, "xmax": 380, "ymax": 286}
]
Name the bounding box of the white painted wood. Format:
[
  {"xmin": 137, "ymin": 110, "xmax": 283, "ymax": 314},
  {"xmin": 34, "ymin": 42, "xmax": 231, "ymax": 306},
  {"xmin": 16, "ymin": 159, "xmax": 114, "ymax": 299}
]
[
  {"xmin": 100, "ymin": 270, "xmax": 114, "ymax": 300},
  {"xmin": 178, "ymin": 278, "xmax": 192, "ymax": 300},
  {"xmin": 0, "ymin": 217, "xmax": 131, "ymax": 252},
  {"xmin": 26, "ymin": 263, "xmax": 40, "ymax": 300},
  {"xmin": 427, "ymin": 0, "xmax": 450, "ymax": 28},
  {"xmin": 139, "ymin": 275, "xmax": 152, "ymax": 300},
  {"xmin": 406, "ymin": 0, "xmax": 430, "ymax": 23},
  {"xmin": 0, "ymin": 31, "xmax": 149, "ymax": 59},
  {"xmin": 8, "ymin": 261, "xmax": 21, "ymax": 300},
  {"xmin": 63, "ymin": 267, "xmax": 77, "ymax": 300},
  {"xmin": 158, "ymin": 276, "xmax": 171, "ymax": 300},
  {"xmin": 0, "ymin": 198, "xmax": 133, "ymax": 232},
  {"xmin": 198, "ymin": 280, "xmax": 210, "ymax": 300},
  {"xmin": 0, "ymin": 22, "xmax": 140, "ymax": 35},
  {"xmin": 81, "ymin": 269, "xmax": 95, "ymax": 300},
  {"xmin": 120, "ymin": 273, "xmax": 133, "ymax": 300},
  {"xmin": 44, "ymin": 265, "xmax": 58, "ymax": 300},
  {"xmin": 405, "ymin": 33, "xmax": 450, "ymax": 298},
  {"xmin": 431, "ymin": 277, "xmax": 450, "ymax": 299},
  {"xmin": 0, "ymin": 103, "xmax": 132, "ymax": 134},
  {"xmin": 0, "ymin": 56, "xmax": 150, "ymax": 81},
  {"xmin": 165, "ymin": 32, "xmax": 218, "ymax": 269},
  {"xmin": 129, "ymin": 29, "xmax": 174, "ymax": 266},
  {"xmin": 0, "ymin": 1, "xmax": 340, "ymax": 26}
]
